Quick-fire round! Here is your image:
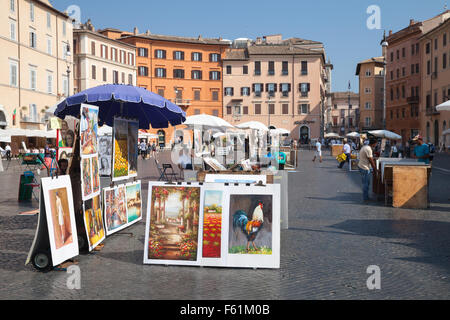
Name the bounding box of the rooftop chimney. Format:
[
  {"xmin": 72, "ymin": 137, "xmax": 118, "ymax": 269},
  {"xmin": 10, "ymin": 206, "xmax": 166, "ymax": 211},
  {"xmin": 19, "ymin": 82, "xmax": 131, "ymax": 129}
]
[
  {"xmin": 410, "ymin": 19, "xmax": 415, "ymax": 26},
  {"xmin": 198, "ymin": 35, "xmax": 203, "ymax": 40},
  {"xmin": 145, "ymin": 30, "xmax": 151, "ymax": 36},
  {"xmin": 133, "ymin": 27, "xmax": 139, "ymax": 35}
]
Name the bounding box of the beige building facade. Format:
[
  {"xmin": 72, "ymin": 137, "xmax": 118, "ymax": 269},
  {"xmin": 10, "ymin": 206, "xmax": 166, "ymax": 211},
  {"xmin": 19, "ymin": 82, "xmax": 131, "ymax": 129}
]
[
  {"xmin": 328, "ymin": 92, "xmax": 359, "ymax": 135},
  {"xmin": 419, "ymin": 15, "xmax": 450, "ymax": 147},
  {"xmin": 73, "ymin": 21, "xmax": 137, "ymax": 93},
  {"xmin": 0, "ymin": 0, "xmax": 73, "ymax": 130},
  {"xmin": 223, "ymin": 35, "xmax": 330, "ymax": 143},
  {"xmin": 356, "ymin": 57, "xmax": 385, "ymax": 131}
]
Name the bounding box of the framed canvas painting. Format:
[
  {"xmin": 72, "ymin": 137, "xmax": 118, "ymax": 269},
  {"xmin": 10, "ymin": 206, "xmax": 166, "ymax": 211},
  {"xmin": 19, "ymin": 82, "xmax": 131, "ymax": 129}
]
[
  {"xmin": 127, "ymin": 120, "xmax": 139, "ymax": 178},
  {"xmin": 83, "ymin": 195, "xmax": 105, "ymax": 251},
  {"xmin": 226, "ymin": 184, "xmax": 280, "ymax": 269},
  {"xmin": 144, "ymin": 182, "xmax": 203, "ymax": 266},
  {"xmin": 80, "ymin": 104, "xmax": 98, "ymax": 156},
  {"xmin": 103, "ymin": 185, "xmax": 128, "ymax": 236},
  {"xmin": 112, "ymin": 118, "xmax": 129, "ymax": 181},
  {"xmin": 98, "ymin": 135, "xmax": 112, "ymax": 176},
  {"xmin": 81, "ymin": 157, "xmax": 93, "ymax": 200},
  {"xmin": 126, "ymin": 180, "xmax": 142, "ymax": 225},
  {"xmin": 41, "ymin": 176, "xmax": 79, "ymax": 266}
]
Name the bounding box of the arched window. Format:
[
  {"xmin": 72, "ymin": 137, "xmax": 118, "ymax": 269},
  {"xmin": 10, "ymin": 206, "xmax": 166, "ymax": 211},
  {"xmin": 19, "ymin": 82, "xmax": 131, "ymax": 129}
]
[
  {"xmin": 157, "ymin": 130, "xmax": 166, "ymax": 147},
  {"xmin": 0, "ymin": 108, "xmax": 7, "ymax": 129}
]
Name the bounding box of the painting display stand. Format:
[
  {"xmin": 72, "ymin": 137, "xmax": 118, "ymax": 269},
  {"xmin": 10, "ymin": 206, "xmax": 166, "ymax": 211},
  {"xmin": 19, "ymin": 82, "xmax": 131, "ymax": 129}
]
[{"xmin": 26, "ymin": 176, "xmax": 79, "ymax": 272}]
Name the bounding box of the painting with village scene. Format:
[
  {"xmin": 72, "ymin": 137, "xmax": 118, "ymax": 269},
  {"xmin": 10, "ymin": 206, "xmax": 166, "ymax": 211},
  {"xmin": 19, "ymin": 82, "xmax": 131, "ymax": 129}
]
[
  {"xmin": 104, "ymin": 185, "xmax": 128, "ymax": 235},
  {"xmin": 145, "ymin": 185, "xmax": 201, "ymax": 263}
]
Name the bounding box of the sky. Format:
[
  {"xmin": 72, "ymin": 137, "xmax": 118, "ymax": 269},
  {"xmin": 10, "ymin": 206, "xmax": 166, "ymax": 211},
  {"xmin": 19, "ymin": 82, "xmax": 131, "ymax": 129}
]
[{"xmin": 52, "ymin": 0, "xmax": 449, "ymax": 93}]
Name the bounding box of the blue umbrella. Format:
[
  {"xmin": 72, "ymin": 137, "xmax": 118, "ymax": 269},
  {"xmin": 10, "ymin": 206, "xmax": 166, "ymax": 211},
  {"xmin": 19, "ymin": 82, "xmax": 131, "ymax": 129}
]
[{"xmin": 54, "ymin": 84, "xmax": 186, "ymax": 129}]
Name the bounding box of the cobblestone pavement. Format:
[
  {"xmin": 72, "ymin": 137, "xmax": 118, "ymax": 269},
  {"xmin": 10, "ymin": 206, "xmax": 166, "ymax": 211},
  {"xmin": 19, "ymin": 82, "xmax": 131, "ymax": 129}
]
[{"xmin": 0, "ymin": 150, "xmax": 449, "ymax": 300}]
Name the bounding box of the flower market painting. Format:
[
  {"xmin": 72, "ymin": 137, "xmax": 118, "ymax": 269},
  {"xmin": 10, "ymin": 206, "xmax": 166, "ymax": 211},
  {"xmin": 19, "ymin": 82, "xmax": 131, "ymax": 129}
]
[{"xmin": 202, "ymin": 190, "xmax": 223, "ymax": 258}]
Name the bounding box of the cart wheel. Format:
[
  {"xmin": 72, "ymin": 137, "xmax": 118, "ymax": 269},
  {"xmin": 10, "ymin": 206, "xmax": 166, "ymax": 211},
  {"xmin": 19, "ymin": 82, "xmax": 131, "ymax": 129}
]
[{"xmin": 32, "ymin": 251, "xmax": 53, "ymax": 272}]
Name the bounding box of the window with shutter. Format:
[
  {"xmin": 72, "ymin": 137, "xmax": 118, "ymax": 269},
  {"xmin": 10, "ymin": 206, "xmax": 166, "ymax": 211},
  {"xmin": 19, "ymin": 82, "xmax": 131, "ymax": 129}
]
[
  {"xmin": 255, "ymin": 104, "xmax": 261, "ymax": 114},
  {"xmin": 282, "ymin": 104, "xmax": 289, "ymax": 114}
]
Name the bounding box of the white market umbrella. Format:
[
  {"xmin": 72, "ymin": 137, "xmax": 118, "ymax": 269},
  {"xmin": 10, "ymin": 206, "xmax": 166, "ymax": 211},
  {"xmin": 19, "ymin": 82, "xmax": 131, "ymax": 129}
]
[
  {"xmin": 325, "ymin": 132, "xmax": 340, "ymax": 138},
  {"xmin": 436, "ymin": 100, "xmax": 450, "ymax": 111},
  {"xmin": 0, "ymin": 129, "xmax": 11, "ymax": 143},
  {"xmin": 270, "ymin": 128, "xmax": 290, "ymax": 135},
  {"xmin": 369, "ymin": 130, "xmax": 402, "ymax": 140},
  {"xmin": 98, "ymin": 125, "xmax": 113, "ymax": 136},
  {"xmin": 213, "ymin": 132, "xmax": 226, "ymax": 139},
  {"xmin": 236, "ymin": 121, "xmax": 268, "ymax": 132},
  {"xmin": 442, "ymin": 128, "xmax": 450, "ymax": 136},
  {"xmin": 183, "ymin": 114, "xmax": 234, "ymax": 129},
  {"xmin": 346, "ymin": 132, "xmax": 360, "ymax": 138}
]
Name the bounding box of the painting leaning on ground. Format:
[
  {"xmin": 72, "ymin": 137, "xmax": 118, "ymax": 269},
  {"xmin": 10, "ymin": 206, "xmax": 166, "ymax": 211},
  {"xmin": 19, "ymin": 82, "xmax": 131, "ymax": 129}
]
[
  {"xmin": 148, "ymin": 186, "xmax": 200, "ymax": 261},
  {"xmin": 229, "ymin": 194, "xmax": 273, "ymax": 255}
]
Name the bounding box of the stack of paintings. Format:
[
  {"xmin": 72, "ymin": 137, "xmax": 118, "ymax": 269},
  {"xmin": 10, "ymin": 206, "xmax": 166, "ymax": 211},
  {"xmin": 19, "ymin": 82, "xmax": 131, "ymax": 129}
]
[
  {"xmin": 144, "ymin": 182, "xmax": 280, "ymax": 269},
  {"xmin": 104, "ymin": 181, "xmax": 142, "ymax": 236}
]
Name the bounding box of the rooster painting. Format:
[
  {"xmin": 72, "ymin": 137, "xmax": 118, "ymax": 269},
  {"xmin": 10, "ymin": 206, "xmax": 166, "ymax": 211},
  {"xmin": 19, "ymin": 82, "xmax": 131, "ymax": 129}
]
[{"xmin": 232, "ymin": 201, "xmax": 265, "ymax": 252}]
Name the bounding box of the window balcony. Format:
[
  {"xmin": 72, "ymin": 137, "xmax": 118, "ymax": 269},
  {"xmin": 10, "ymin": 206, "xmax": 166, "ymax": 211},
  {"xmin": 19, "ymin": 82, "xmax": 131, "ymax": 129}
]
[
  {"xmin": 407, "ymin": 96, "xmax": 420, "ymax": 104},
  {"xmin": 171, "ymin": 99, "xmax": 192, "ymax": 106}
]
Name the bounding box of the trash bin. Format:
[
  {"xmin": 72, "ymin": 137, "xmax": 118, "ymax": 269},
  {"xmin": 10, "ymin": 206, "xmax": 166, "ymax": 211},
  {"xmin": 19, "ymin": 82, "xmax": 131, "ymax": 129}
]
[{"xmin": 18, "ymin": 171, "xmax": 34, "ymax": 202}]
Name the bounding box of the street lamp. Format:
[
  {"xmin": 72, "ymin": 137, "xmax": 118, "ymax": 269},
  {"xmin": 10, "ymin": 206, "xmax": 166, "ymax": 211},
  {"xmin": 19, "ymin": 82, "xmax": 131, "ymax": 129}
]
[
  {"xmin": 381, "ymin": 31, "xmax": 388, "ymax": 130},
  {"xmin": 66, "ymin": 44, "xmax": 71, "ymax": 97}
]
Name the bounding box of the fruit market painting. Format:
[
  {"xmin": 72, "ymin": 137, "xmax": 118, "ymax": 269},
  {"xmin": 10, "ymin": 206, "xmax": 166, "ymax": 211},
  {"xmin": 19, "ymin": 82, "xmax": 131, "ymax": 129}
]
[
  {"xmin": 112, "ymin": 118, "xmax": 129, "ymax": 181},
  {"xmin": 80, "ymin": 105, "xmax": 98, "ymax": 156},
  {"xmin": 148, "ymin": 186, "xmax": 200, "ymax": 261},
  {"xmin": 202, "ymin": 190, "xmax": 223, "ymax": 258},
  {"xmin": 229, "ymin": 195, "xmax": 273, "ymax": 255}
]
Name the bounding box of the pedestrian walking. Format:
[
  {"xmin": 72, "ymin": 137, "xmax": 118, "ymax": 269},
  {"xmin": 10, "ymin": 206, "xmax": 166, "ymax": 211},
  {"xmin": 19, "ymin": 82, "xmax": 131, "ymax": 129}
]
[
  {"xmin": 338, "ymin": 140, "xmax": 351, "ymax": 169},
  {"xmin": 312, "ymin": 140, "xmax": 322, "ymax": 163},
  {"xmin": 140, "ymin": 141, "xmax": 147, "ymax": 159},
  {"xmin": 358, "ymin": 139, "xmax": 378, "ymax": 204}
]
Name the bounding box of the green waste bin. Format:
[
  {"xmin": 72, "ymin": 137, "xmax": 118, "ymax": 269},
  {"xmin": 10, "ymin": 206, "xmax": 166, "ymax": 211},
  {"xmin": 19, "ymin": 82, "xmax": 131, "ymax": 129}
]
[{"xmin": 18, "ymin": 171, "xmax": 34, "ymax": 202}]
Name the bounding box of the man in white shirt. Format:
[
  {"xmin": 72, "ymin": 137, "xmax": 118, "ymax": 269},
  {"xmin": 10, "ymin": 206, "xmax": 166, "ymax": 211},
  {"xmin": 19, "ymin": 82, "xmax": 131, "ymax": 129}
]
[
  {"xmin": 312, "ymin": 140, "xmax": 322, "ymax": 163},
  {"xmin": 338, "ymin": 140, "xmax": 352, "ymax": 169}
]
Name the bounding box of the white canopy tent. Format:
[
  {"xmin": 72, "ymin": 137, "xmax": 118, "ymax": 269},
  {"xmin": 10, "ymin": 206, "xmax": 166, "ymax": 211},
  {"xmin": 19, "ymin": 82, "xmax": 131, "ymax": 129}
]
[
  {"xmin": 346, "ymin": 132, "xmax": 360, "ymax": 138},
  {"xmin": 369, "ymin": 130, "xmax": 402, "ymax": 140},
  {"xmin": 183, "ymin": 114, "xmax": 234, "ymax": 129},
  {"xmin": 270, "ymin": 128, "xmax": 290, "ymax": 136},
  {"xmin": 236, "ymin": 121, "xmax": 268, "ymax": 132},
  {"xmin": 325, "ymin": 132, "xmax": 340, "ymax": 138},
  {"xmin": 98, "ymin": 125, "xmax": 113, "ymax": 136},
  {"xmin": 436, "ymin": 100, "xmax": 450, "ymax": 111},
  {"xmin": 0, "ymin": 129, "xmax": 11, "ymax": 143}
]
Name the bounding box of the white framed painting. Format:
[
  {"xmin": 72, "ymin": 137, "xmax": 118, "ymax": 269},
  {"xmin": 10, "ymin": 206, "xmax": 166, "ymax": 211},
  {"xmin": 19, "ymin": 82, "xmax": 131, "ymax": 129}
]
[
  {"xmin": 225, "ymin": 184, "xmax": 281, "ymax": 269},
  {"xmin": 83, "ymin": 195, "xmax": 105, "ymax": 251},
  {"xmin": 41, "ymin": 176, "xmax": 79, "ymax": 266},
  {"xmin": 144, "ymin": 182, "xmax": 204, "ymax": 266},
  {"xmin": 80, "ymin": 155, "xmax": 100, "ymax": 201},
  {"xmin": 125, "ymin": 180, "xmax": 142, "ymax": 225},
  {"xmin": 204, "ymin": 174, "xmax": 267, "ymax": 185},
  {"xmin": 80, "ymin": 104, "xmax": 99, "ymax": 156},
  {"xmin": 103, "ymin": 184, "xmax": 128, "ymax": 236},
  {"xmin": 198, "ymin": 183, "xmax": 229, "ymax": 267},
  {"xmin": 112, "ymin": 118, "xmax": 129, "ymax": 182}
]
